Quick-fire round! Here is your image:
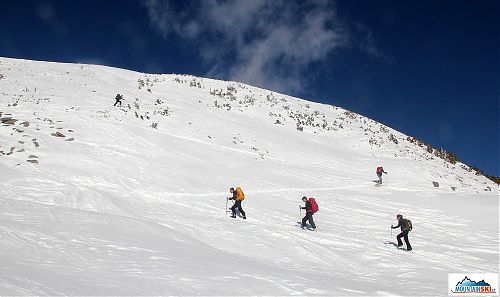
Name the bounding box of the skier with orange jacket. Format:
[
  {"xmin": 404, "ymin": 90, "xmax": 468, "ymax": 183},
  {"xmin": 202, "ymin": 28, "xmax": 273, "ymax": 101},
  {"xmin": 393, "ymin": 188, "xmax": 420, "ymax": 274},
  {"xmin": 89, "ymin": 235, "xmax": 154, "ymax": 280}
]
[{"xmin": 228, "ymin": 187, "xmax": 246, "ymax": 219}]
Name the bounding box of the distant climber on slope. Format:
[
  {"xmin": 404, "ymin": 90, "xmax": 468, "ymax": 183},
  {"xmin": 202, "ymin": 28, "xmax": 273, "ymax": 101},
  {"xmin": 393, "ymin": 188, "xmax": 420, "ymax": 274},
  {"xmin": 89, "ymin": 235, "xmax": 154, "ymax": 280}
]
[
  {"xmin": 375, "ymin": 166, "xmax": 388, "ymax": 184},
  {"xmin": 391, "ymin": 214, "xmax": 412, "ymax": 251},
  {"xmin": 228, "ymin": 187, "xmax": 246, "ymax": 219},
  {"xmin": 300, "ymin": 196, "xmax": 318, "ymax": 230},
  {"xmin": 114, "ymin": 93, "xmax": 123, "ymax": 106}
]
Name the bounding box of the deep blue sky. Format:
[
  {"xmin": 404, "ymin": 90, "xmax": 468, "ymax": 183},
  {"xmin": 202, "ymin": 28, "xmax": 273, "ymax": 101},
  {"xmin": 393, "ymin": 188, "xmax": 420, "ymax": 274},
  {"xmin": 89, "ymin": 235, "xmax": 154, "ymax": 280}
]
[{"xmin": 1, "ymin": 0, "xmax": 498, "ymax": 176}]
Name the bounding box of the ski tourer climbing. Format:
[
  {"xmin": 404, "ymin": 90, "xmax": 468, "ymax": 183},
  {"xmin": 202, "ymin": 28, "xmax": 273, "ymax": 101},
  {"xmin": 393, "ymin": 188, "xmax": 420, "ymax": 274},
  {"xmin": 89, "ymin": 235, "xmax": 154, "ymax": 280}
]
[
  {"xmin": 391, "ymin": 214, "xmax": 412, "ymax": 251},
  {"xmin": 375, "ymin": 166, "xmax": 388, "ymax": 184},
  {"xmin": 300, "ymin": 196, "xmax": 318, "ymax": 230},
  {"xmin": 228, "ymin": 187, "xmax": 246, "ymax": 219},
  {"xmin": 114, "ymin": 93, "xmax": 123, "ymax": 106}
]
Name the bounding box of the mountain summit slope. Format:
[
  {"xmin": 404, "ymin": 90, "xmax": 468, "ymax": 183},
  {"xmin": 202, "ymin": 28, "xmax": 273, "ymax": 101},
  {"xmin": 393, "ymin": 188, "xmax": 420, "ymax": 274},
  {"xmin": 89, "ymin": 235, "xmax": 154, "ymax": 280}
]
[{"xmin": 0, "ymin": 57, "xmax": 498, "ymax": 295}]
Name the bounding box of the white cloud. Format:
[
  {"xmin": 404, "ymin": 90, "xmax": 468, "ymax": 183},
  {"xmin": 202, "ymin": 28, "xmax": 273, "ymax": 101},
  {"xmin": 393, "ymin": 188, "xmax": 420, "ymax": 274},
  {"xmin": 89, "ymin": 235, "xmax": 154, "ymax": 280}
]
[
  {"xmin": 73, "ymin": 57, "xmax": 110, "ymax": 66},
  {"xmin": 142, "ymin": 0, "xmax": 379, "ymax": 94},
  {"xmin": 37, "ymin": 2, "xmax": 55, "ymax": 23},
  {"xmin": 37, "ymin": 1, "xmax": 68, "ymax": 36}
]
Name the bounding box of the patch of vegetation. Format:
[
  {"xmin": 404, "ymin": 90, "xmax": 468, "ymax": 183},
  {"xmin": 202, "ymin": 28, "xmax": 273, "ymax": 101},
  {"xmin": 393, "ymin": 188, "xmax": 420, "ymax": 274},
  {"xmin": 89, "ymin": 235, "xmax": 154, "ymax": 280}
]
[
  {"xmin": 388, "ymin": 134, "xmax": 399, "ymax": 144},
  {"xmin": 190, "ymin": 79, "xmax": 202, "ymax": 88},
  {"xmin": 210, "ymin": 87, "xmax": 237, "ymax": 101},
  {"xmin": 470, "ymin": 166, "xmax": 500, "ymax": 185},
  {"xmin": 239, "ymin": 95, "xmax": 256, "ymax": 106}
]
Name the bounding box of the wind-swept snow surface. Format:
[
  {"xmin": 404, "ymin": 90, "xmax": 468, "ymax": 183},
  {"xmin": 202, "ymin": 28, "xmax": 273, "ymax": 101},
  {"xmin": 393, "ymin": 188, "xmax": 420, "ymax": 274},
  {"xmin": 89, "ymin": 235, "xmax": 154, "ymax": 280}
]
[{"xmin": 0, "ymin": 57, "xmax": 498, "ymax": 295}]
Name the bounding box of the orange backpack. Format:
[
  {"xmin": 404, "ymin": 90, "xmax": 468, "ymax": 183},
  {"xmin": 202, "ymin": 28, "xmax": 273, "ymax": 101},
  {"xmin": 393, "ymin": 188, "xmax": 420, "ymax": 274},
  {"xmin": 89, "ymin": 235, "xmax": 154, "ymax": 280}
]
[{"xmin": 235, "ymin": 187, "xmax": 245, "ymax": 201}]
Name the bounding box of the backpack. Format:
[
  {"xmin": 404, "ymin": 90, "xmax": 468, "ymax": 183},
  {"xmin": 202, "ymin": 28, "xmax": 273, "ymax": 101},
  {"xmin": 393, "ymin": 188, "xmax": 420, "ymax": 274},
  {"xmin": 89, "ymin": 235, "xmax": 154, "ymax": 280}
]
[
  {"xmin": 376, "ymin": 167, "xmax": 383, "ymax": 174},
  {"xmin": 309, "ymin": 198, "xmax": 319, "ymax": 214},
  {"xmin": 403, "ymin": 218, "xmax": 412, "ymax": 231},
  {"xmin": 235, "ymin": 187, "xmax": 245, "ymax": 201}
]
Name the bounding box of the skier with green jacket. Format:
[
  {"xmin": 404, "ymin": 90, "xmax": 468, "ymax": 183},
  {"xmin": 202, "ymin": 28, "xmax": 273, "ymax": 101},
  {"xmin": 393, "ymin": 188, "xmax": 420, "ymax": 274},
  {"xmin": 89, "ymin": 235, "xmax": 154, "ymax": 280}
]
[{"xmin": 391, "ymin": 214, "xmax": 412, "ymax": 251}]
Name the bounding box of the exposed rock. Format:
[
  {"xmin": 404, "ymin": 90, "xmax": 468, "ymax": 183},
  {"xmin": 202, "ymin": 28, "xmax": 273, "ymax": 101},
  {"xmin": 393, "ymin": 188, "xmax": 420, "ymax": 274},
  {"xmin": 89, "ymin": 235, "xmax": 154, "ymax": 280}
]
[
  {"xmin": 20, "ymin": 121, "xmax": 29, "ymax": 127},
  {"xmin": 1, "ymin": 117, "xmax": 16, "ymax": 125},
  {"xmin": 17, "ymin": 148, "xmax": 25, "ymax": 152},
  {"xmin": 65, "ymin": 138, "xmax": 75, "ymax": 142},
  {"xmin": 33, "ymin": 141, "xmax": 40, "ymax": 148},
  {"xmin": 29, "ymin": 155, "xmax": 38, "ymax": 159},
  {"xmin": 68, "ymin": 129, "xmax": 74, "ymax": 132},
  {"xmin": 27, "ymin": 159, "xmax": 38, "ymax": 164},
  {"xmin": 51, "ymin": 132, "xmax": 65, "ymax": 137},
  {"xmin": 432, "ymin": 181, "xmax": 439, "ymax": 187}
]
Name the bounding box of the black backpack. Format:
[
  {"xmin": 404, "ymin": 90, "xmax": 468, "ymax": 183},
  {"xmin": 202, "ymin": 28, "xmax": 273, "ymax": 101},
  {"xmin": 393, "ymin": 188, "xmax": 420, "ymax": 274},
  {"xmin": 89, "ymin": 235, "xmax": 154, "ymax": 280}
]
[{"xmin": 403, "ymin": 218, "xmax": 413, "ymax": 231}]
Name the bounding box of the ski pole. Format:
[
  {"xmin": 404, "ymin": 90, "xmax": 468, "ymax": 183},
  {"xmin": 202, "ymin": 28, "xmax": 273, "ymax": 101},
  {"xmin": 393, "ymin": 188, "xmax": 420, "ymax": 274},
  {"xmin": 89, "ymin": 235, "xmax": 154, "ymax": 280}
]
[{"xmin": 225, "ymin": 197, "xmax": 228, "ymax": 216}]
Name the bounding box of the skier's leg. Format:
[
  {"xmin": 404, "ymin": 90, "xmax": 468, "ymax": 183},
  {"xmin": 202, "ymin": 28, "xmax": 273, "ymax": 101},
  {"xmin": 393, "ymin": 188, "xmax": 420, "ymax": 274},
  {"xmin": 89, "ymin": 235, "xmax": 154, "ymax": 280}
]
[
  {"xmin": 114, "ymin": 101, "xmax": 118, "ymax": 106},
  {"xmin": 238, "ymin": 201, "xmax": 246, "ymax": 218},
  {"xmin": 230, "ymin": 202, "xmax": 237, "ymax": 217},
  {"xmin": 403, "ymin": 231, "xmax": 412, "ymax": 250},
  {"xmin": 378, "ymin": 174, "xmax": 382, "ymax": 184},
  {"xmin": 396, "ymin": 232, "xmax": 404, "ymax": 246},
  {"xmin": 308, "ymin": 213, "xmax": 316, "ymax": 229},
  {"xmin": 301, "ymin": 215, "xmax": 308, "ymax": 228},
  {"xmin": 234, "ymin": 200, "xmax": 240, "ymax": 215}
]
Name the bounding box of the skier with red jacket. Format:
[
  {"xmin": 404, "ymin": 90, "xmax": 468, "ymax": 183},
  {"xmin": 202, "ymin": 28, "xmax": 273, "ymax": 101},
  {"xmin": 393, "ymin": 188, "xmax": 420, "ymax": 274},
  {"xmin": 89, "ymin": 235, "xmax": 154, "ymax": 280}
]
[
  {"xmin": 375, "ymin": 166, "xmax": 388, "ymax": 184},
  {"xmin": 300, "ymin": 196, "xmax": 318, "ymax": 230}
]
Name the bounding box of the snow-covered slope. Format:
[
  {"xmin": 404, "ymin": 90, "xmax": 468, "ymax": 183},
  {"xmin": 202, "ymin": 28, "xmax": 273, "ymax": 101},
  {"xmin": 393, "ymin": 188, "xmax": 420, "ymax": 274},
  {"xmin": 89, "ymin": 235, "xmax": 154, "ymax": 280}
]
[{"xmin": 0, "ymin": 57, "xmax": 498, "ymax": 295}]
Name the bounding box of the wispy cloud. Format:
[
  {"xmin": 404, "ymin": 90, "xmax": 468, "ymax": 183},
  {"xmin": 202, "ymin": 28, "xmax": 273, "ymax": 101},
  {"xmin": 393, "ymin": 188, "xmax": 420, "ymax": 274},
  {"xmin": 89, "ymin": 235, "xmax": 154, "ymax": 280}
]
[
  {"xmin": 73, "ymin": 57, "xmax": 111, "ymax": 66},
  {"xmin": 37, "ymin": 1, "xmax": 68, "ymax": 36},
  {"xmin": 142, "ymin": 0, "xmax": 380, "ymax": 94}
]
